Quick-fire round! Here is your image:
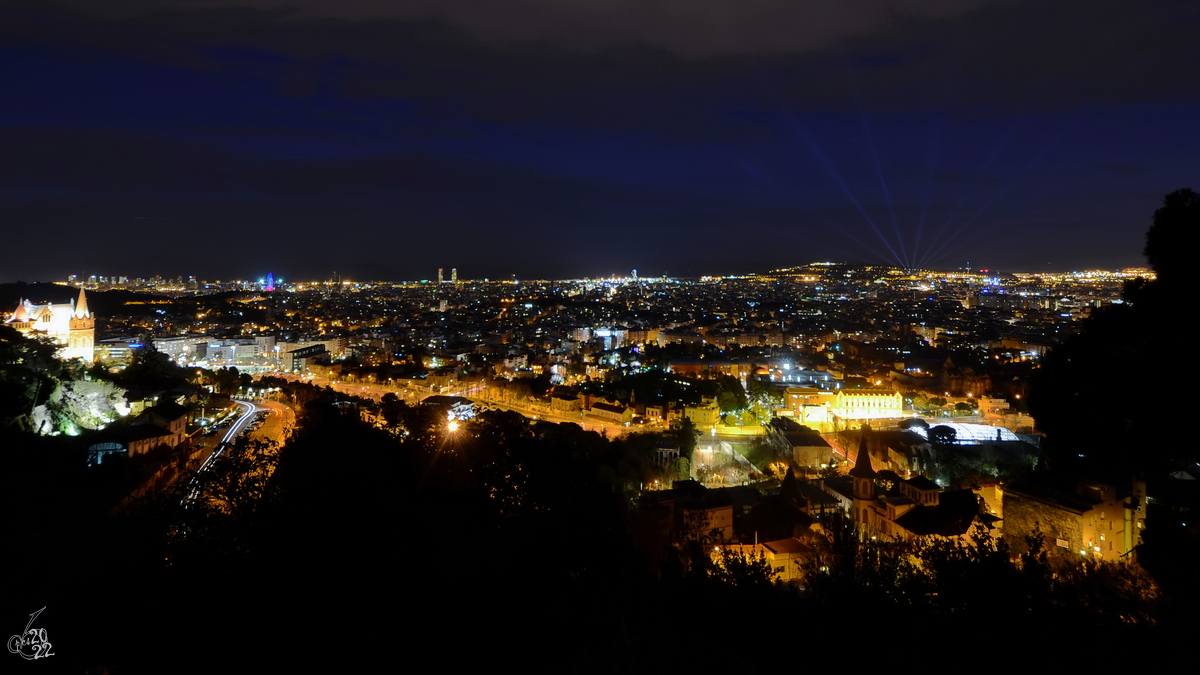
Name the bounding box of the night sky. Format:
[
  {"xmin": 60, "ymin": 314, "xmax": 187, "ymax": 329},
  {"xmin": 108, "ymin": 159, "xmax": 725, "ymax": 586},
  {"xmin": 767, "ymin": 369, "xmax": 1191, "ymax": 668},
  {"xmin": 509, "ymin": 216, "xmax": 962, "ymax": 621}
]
[{"xmin": 3, "ymin": 0, "xmax": 1199, "ymax": 282}]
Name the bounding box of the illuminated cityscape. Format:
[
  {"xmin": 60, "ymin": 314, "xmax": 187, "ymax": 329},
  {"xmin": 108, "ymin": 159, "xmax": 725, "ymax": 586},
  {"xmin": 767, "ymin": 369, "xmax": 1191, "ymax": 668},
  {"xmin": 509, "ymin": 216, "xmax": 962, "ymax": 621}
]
[
  {"xmin": 3, "ymin": 250, "xmax": 1189, "ymax": 666},
  {"xmin": 3, "ymin": 1, "xmax": 1198, "ymax": 670}
]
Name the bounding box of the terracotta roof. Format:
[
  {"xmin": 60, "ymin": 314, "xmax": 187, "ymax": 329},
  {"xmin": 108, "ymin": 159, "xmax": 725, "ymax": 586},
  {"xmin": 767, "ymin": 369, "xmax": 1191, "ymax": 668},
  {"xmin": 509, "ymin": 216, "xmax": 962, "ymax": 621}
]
[{"xmin": 9, "ymin": 300, "xmax": 29, "ymax": 322}]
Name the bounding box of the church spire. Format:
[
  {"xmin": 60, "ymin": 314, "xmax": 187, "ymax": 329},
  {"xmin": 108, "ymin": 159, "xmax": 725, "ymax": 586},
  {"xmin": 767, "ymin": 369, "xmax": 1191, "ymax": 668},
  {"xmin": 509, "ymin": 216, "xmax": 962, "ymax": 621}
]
[
  {"xmin": 8, "ymin": 299, "xmax": 29, "ymax": 323},
  {"xmin": 849, "ymin": 424, "xmax": 878, "ymax": 529},
  {"xmin": 848, "ymin": 425, "xmax": 876, "ymax": 479},
  {"xmin": 75, "ymin": 287, "xmax": 90, "ymax": 318}
]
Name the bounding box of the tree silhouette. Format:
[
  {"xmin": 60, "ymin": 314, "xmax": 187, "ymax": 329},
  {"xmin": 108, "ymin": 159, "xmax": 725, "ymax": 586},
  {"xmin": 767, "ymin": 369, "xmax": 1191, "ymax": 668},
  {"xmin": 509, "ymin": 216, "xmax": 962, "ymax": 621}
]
[
  {"xmin": 116, "ymin": 341, "xmax": 189, "ymax": 391},
  {"xmin": 1030, "ymin": 188, "xmax": 1196, "ymax": 476},
  {"xmin": 928, "ymin": 425, "xmax": 957, "ymax": 448},
  {"xmin": 1145, "ymin": 188, "xmax": 1198, "ymax": 287}
]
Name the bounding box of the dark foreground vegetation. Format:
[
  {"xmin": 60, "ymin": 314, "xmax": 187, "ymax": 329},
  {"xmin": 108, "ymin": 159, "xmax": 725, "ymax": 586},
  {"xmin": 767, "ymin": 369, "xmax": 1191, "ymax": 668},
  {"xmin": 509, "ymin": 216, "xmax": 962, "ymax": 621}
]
[{"xmin": 2, "ymin": 398, "xmax": 1186, "ymax": 673}]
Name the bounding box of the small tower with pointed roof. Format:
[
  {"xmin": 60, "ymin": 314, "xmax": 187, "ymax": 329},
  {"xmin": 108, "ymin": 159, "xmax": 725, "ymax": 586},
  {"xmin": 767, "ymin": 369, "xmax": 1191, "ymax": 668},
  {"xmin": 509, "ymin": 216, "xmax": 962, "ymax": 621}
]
[
  {"xmin": 74, "ymin": 286, "xmax": 90, "ymax": 319},
  {"xmin": 849, "ymin": 424, "xmax": 878, "ymax": 535}
]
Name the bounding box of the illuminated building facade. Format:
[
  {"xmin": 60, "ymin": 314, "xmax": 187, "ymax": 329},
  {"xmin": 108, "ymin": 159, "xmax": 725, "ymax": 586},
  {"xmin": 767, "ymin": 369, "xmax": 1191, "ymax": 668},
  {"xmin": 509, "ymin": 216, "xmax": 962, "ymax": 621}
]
[
  {"xmin": 590, "ymin": 401, "xmax": 634, "ymax": 424},
  {"xmin": 1002, "ymin": 478, "xmax": 1146, "ymax": 562},
  {"xmin": 850, "ymin": 434, "xmax": 988, "ymax": 542},
  {"xmin": 784, "ymin": 387, "xmax": 835, "ymax": 424},
  {"xmin": 833, "ymin": 389, "xmax": 903, "ymax": 420},
  {"xmin": 5, "ymin": 287, "xmax": 95, "ymax": 362}
]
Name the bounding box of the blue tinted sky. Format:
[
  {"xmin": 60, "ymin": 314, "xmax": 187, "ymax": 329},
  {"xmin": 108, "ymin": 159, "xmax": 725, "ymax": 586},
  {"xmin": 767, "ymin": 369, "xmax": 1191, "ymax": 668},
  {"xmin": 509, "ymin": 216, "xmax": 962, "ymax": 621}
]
[{"xmin": 2, "ymin": 0, "xmax": 1198, "ymax": 281}]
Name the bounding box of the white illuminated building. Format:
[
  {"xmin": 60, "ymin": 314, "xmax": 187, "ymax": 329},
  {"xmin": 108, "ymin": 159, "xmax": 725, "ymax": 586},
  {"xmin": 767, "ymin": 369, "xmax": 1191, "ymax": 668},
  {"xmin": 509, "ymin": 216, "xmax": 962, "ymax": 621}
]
[
  {"xmin": 832, "ymin": 389, "xmax": 903, "ymax": 420},
  {"xmin": 911, "ymin": 422, "xmax": 1020, "ymax": 443},
  {"xmin": 5, "ymin": 287, "xmax": 95, "ymax": 362}
]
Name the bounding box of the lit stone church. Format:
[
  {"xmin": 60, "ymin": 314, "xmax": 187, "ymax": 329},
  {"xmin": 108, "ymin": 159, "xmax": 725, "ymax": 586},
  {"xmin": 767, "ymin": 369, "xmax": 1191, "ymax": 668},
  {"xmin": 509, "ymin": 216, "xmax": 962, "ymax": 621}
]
[{"xmin": 5, "ymin": 287, "xmax": 95, "ymax": 362}]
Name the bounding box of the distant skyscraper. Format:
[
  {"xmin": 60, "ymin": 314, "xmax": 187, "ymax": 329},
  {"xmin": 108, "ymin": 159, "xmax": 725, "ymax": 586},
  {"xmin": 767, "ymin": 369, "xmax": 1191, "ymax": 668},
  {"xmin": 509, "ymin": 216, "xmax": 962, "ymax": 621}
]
[
  {"xmin": 632, "ymin": 269, "xmax": 637, "ymax": 280},
  {"xmin": 438, "ymin": 268, "xmax": 444, "ymax": 284},
  {"xmin": 451, "ymin": 268, "xmax": 457, "ymax": 283},
  {"xmin": 265, "ymin": 273, "xmax": 275, "ymax": 292}
]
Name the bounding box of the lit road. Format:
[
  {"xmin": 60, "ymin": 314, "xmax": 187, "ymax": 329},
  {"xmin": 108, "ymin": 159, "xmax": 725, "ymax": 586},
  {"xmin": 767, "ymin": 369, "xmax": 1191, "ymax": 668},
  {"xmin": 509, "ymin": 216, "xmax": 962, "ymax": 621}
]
[
  {"xmin": 185, "ymin": 400, "xmax": 259, "ymax": 506},
  {"xmin": 251, "ymin": 399, "xmax": 295, "ymax": 445},
  {"xmin": 469, "ymin": 397, "xmax": 633, "ymax": 436},
  {"xmin": 271, "ymin": 372, "xmax": 633, "ymax": 435},
  {"xmin": 275, "ymin": 373, "xmax": 435, "ymax": 404},
  {"xmin": 198, "ymin": 400, "xmax": 258, "ymax": 469}
]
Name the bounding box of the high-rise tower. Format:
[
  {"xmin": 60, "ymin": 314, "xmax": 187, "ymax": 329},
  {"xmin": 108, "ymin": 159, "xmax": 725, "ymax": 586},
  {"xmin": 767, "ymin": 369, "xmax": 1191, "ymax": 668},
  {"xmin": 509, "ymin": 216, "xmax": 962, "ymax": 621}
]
[{"xmin": 438, "ymin": 268, "xmax": 444, "ymax": 284}]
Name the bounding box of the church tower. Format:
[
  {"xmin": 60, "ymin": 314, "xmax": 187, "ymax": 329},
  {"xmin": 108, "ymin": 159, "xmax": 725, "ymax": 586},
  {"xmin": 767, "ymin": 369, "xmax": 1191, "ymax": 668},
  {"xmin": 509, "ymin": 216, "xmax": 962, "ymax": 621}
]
[
  {"xmin": 66, "ymin": 287, "xmax": 95, "ymax": 363},
  {"xmin": 848, "ymin": 425, "xmax": 878, "ymax": 536},
  {"xmin": 6, "ymin": 288, "xmax": 95, "ymax": 363}
]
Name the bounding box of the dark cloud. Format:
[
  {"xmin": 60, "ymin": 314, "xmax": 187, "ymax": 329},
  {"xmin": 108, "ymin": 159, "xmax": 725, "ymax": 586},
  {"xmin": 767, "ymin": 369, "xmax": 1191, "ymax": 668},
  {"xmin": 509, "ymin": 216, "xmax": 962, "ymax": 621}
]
[
  {"xmin": 23, "ymin": 0, "xmax": 1002, "ymax": 57},
  {"xmin": 0, "ymin": 123, "xmax": 779, "ymax": 279},
  {"xmin": 1, "ymin": 0, "xmax": 1197, "ymax": 280},
  {"xmin": 9, "ymin": 0, "xmax": 1200, "ymax": 112}
]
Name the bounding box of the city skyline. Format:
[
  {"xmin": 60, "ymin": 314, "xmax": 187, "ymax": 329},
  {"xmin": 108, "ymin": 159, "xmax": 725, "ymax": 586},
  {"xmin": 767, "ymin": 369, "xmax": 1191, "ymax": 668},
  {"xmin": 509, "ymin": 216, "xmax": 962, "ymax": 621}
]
[
  {"xmin": 6, "ymin": 5, "xmax": 1198, "ymax": 670},
  {"xmin": 10, "ymin": 261, "xmax": 1155, "ymax": 292},
  {"xmin": 2, "ymin": 1, "xmax": 1198, "ymax": 282}
]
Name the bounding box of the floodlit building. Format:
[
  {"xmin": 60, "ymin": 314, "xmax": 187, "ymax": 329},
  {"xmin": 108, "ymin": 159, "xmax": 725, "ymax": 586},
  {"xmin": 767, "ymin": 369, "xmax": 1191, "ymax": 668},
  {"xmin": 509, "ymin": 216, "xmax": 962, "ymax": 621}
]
[
  {"xmin": 716, "ymin": 539, "xmax": 813, "ymax": 583},
  {"xmin": 849, "ymin": 431, "xmax": 990, "ymax": 541},
  {"xmin": 1003, "ymin": 477, "xmax": 1146, "ymax": 562},
  {"xmin": 784, "ymin": 387, "xmax": 835, "ymax": 424},
  {"xmin": 5, "ymin": 287, "xmax": 94, "ymax": 362},
  {"xmin": 201, "ymin": 336, "xmax": 277, "ymax": 364},
  {"xmin": 95, "ymin": 337, "xmax": 136, "ymax": 366},
  {"xmin": 683, "ymin": 397, "xmax": 721, "ymax": 428},
  {"xmin": 833, "ymin": 388, "xmax": 903, "ymax": 420},
  {"xmin": 590, "ymin": 401, "xmax": 634, "ymax": 425},
  {"xmin": 778, "ymin": 430, "xmax": 834, "ymax": 469},
  {"xmin": 153, "ymin": 335, "xmax": 209, "ymax": 360}
]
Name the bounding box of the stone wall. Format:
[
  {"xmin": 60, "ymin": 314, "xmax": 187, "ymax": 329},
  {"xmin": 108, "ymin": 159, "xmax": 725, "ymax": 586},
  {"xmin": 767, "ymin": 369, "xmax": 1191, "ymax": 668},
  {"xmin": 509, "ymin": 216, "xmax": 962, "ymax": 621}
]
[{"xmin": 1001, "ymin": 491, "xmax": 1083, "ymax": 557}]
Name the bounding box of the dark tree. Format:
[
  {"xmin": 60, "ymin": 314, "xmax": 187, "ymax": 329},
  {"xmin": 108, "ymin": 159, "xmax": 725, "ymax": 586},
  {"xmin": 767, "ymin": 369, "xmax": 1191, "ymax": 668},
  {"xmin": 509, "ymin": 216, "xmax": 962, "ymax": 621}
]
[
  {"xmin": 1145, "ymin": 188, "xmax": 1198, "ymax": 287},
  {"xmin": 674, "ymin": 416, "xmax": 698, "ymax": 456},
  {"xmin": 928, "ymin": 425, "xmax": 957, "ymax": 448},
  {"xmin": 115, "ymin": 341, "xmax": 189, "ymax": 391},
  {"xmin": 379, "ymin": 391, "xmax": 408, "ymax": 428},
  {"xmin": 1030, "ymin": 188, "xmax": 1196, "ymax": 477},
  {"xmin": 0, "ymin": 325, "xmax": 62, "ymax": 428}
]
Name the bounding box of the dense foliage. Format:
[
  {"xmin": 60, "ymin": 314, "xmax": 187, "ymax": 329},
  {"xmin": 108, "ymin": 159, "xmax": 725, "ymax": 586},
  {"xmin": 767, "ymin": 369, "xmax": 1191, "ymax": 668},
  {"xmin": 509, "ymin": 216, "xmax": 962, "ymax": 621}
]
[{"xmin": 5, "ymin": 396, "xmax": 1175, "ymax": 673}]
